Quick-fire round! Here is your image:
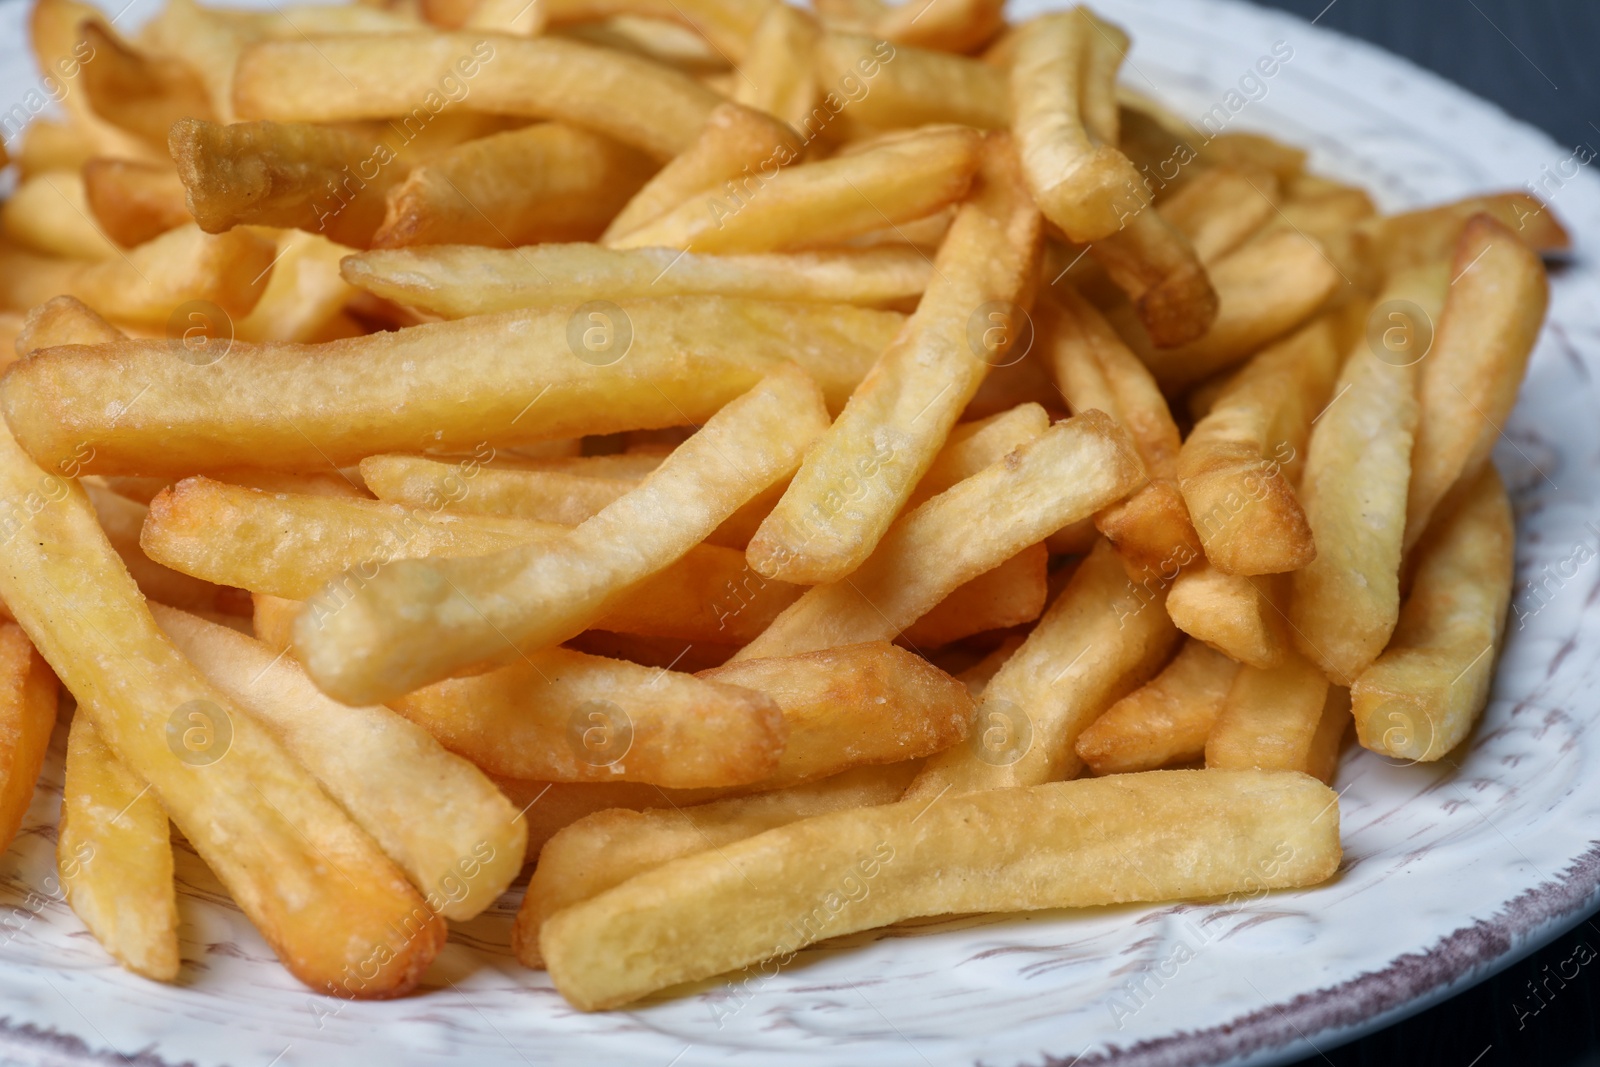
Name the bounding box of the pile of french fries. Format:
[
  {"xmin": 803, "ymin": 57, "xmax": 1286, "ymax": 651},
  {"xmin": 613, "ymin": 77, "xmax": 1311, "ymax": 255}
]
[{"xmin": 0, "ymin": 0, "xmax": 1567, "ymax": 1013}]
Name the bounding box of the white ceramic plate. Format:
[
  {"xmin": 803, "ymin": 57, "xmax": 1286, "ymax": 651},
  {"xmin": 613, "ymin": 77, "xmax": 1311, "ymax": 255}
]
[{"xmin": 0, "ymin": 1, "xmax": 1597, "ymax": 1064}]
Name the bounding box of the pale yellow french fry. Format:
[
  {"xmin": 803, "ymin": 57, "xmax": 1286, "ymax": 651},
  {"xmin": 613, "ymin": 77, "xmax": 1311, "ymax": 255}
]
[
  {"xmin": 901, "ymin": 542, "xmax": 1049, "ymax": 647},
  {"xmin": 371, "ymin": 124, "xmax": 653, "ymax": 248},
  {"xmin": 874, "ymin": 0, "xmax": 1001, "ymax": 52},
  {"xmin": 602, "ymin": 102, "xmax": 800, "ymax": 244},
  {"xmin": 387, "ymin": 646, "xmax": 785, "ymax": 788},
  {"xmin": 536, "ymin": 0, "xmax": 773, "ymax": 60},
  {"xmin": 0, "ymin": 421, "xmax": 443, "ymax": 997},
  {"xmin": 1352, "ymin": 466, "xmax": 1513, "ymax": 762},
  {"xmin": 82, "ymin": 159, "xmax": 193, "ymax": 248},
  {"xmin": 59, "ymin": 713, "xmax": 179, "ymax": 982},
  {"xmin": 733, "ymin": 4, "xmax": 819, "ymax": 130},
  {"xmin": 341, "ymin": 243, "xmax": 932, "ymax": 316},
  {"xmin": 1177, "ymin": 319, "xmax": 1340, "ymax": 575},
  {"xmin": 514, "ymin": 762, "xmax": 919, "ymax": 968},
  {"xmin": 151, "ymin": 604, "xmax": 526, "ymax": 920},
  {"xmin": 1290, "ymin": 272, "xmax": 1436, "ymax": 683},
  {"xmin": 0, "ymin": 223, "xmax": 276, "ymax": 325},
  {"xmin": 1076, "ymin": 639, "xmax": 1238, "ymax": 775},
  {"xmin": 14, "ymin": 295, "xmax": 124, "ymax": 356},
  {"xmin": 294, "ymin": 368, "xmax": 829, "ymax": 704},
  {"xmin": 813, "ymin": 33, "xmax": 1007, "ymax": 130},
  {"xmin": 78, "ymin": 21, "xmax": 215, "ymax": 148},
  {"xmin": 1305, "ymin": 686, "xmax": 1351, "ymax": 785},
  {"xmin": 15, "ymin": 120, "xmax": 96, "ymax": 179},
  {"xmin": 233, "ymin": 34, "xmax": 722, "ymax": 161},
  {"xmin": 1205, "ymin": 649, "xmax": 1331, "ymax": 773},
  {"xmin": 905, "ymin": 403, "xmax": 1050, "ymax": 508},
  {"xmin": 2, "ymin": 171, "xmax": 119, "ymax": 260},
  {"xmin": 542, "ymin": 768, "xmax": 1341, "ymax": 1010},
  {"xmin": 1166, "ymin": 564, "xmax": 1287, "ymax": 670},
  {"xmin": 31, "ymin": 0, "xmax": 162, "ymax": 162},
  {"xmin": 747, "ymin": 138, "xmax": 1038, "ymax": 583},
  {"xmin": 556, "ymin": 15, "xmax": 727, "ymax": 71},
  {"xmin": 2, "ymin": 297, "xmax": 900, "ymax": 477},
  {"xmin": 736, "ymin": 412, "xmax": 1143, "ymax": 661},
  {"xmin": 613, "ymin": 125, "xmax": 983, "ymax": 253},
  {"xmin": 1127, "ymin": 229, "xmax": 1345, "ymax": 391},
  {"xmin": 233, "ymin": 231, "xmax": 358, "ymax": 344},
  {"xmin": 361, "ymin": 453, "xmax": 634, "ymax": 526},
  {"xmin": 1404, "ymin": 215, "xmax": 1548, "ymax": 552},
  {"xmin": 905, "ymin": 540, "xmax": 1177, "ymax": 798}
]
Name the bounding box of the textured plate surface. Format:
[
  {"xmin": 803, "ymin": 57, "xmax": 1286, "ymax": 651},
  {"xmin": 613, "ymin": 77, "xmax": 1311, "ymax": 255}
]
[{"xmin": 0, "ymin": 1, "xmax": 1597, "ymax": 1064}]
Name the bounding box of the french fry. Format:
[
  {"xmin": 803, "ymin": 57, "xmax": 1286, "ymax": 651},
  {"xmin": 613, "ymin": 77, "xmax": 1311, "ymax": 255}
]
[
  {"xmin": 1290, "ymin": 272, "xmax": 1436, "ymax": 683},
  {"xmin": 555, "ymin": 15, "xmax": 727, "ymax": 71},
  {"xmin": 1361, "ymin": 192, "xmax": 1570, "ymax": 277},
  {"xmin": 1205, "ymin": 649, "xmax": 1331, "ymax": 774},
  {"xmin": 954, "ymin": 633, "xmax": 1025, "ymax": 696},
  {"xmin": 733, "ymin": 4, "xmax": 820, "ymax": 131},
  {"xmin": 150, "ymin": 604, "xmax": 526, "ymax": 920},
  {"xmin": 170, "ymin": 118, "xmax": 412, "ymax": 248},
  {"xmin": 1076, "ymin": 639, "xmax": 1238, "ymax": 775},
  {"xmin": 0, "ymin": 223, "xmax": 276, "ymax": 325},
  {"xmin": 387, "ymin": 647, "xmax": 785, "ymax": 788},
  {"xmin": 371, "ymin": 124, "xmax": 653, "ymax": 248},
  {"xmin": 78, "ymin": 21, "xmax": 216, "ymax": 147},
  {"xmin": 905, "ymin": 540, "xmax": 1177, "ymax": 797},
  {"xmin": 341, "ymin": 243, "xmax": 933, "ymax": 316},
  {"xmin": 1127, "ymin": 229, "xmax": 1344, "ymax": 391},
  {"xmin": 874, "ymin": 0, "xmax": 1002, "ymax": 52},
  {"xmin": 82, "ymin": 159, "xmax": 193, "ymax": 248},
  {"xmin": 1177, "ymin": 319, "xmax": 1340, "ymax": 574},
  {"xmin": 233, "ymin": 34, "xmax": 723, "ymax": 161},
  {"xmin": 0, "ymin": 421, "xmax": 444, "ymax": 998},
  {"xmin": 813, "ymin": 33, "xmax": 1007, "ymax": 131},
  {"xmin": 535, "ymin": 0, "xmax": 773, "ymax": 60},
  {"xmin": 900, "ymin": 542, "xmax": 1048, "ymax": 646},
  {"xmin": 1305, "ymin": 686, "xmax": 1351, "ymax": 785},
  {"xmin": 16, "ymin": 120, "xmax": 96, "ymax": 179},
  {"xmin": 0, "ymin": 624, "xmax": 56, "ymax": 856},
  {"xmin": 294, "ymin": 368, "xmax": 828, "ymax": 704},
  {"xmin": 747, "ymin": 138, "xmax": 1038, "ymax": 583},
  {"xmin": 515, "ymin": 761, "xmax": 919, "ymax": 968},
  {"xmin": 59, "ymin": 713, "xmax": 180, "ymax": 982},
  {"xmin": 2, "ymin": 297, "xmax": 901, "ymax": 476},
  {"xmin": 1089, "ymin": 205, "xmax": 1219, "ymax": 349},
  {"xmin": 602, "ymin": 102, "xmax": 800, "ymax": 244},
  {"xmin": 701, "ymin": 642, "xmax": 973, "ymax": 788},
  {"xmin": 612, "ymin": 126, "xmax": 984, "ymax": 253},
  {"xmin": 86, "ymin": 484, "xmax": 240, "ymax": 615},
  {"xmin": 1043, "ymin": 287, "xmax": 1199, "ymax": 571},
  {"xmin": 1011, "ymin": 8, "xmax": 1142, "ymax": 243},
  {"xmin": 31, "ymin": 0, "xmax": 161, "ymax": 162},
  {"xmin": 1404, "ymin": 215, "xmax": 1548, "ymax": 552},
  {"xmin": 905, "ymin": 402, "xmax": 1050, "ymax": 508},
  {"xmin": 542, "ymin": 768, "xmax": 1341, "ymax": 1010},
  {"xmin": 736, "ymin": 412, "xmax": 1144, "ymax": 661},
  {"xmin": 14, "ymin": 295, "xmax": 124, "ymax": 356},
  {"xmin": 2, "ymin": 172, "xmax": 119, "ymax": 260},
  {"xmin": 1352, "ymin": 466, "xmax": 1513, "ymax": 762},
  {"xmin": 140, "ymin": 478, "xmax": 801, "ymax": 643},
  {"xmin": 361, "ymin": 452, "xmax": 635, "ymax": 526},
  {"xmin": 233, "ymin": 231, "xmax": 358, "ymax": 344},
  {"xmin": 1166, "ymin": 565, "xmax": 1287, "ymax": 670},
  {"xmin": 1159, "ymin": 165, "xmax": 1280, "ymax": 264}
]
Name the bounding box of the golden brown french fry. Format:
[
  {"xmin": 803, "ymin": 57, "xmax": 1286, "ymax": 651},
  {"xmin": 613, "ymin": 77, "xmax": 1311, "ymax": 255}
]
[
  {"xmin": 874, "ymin": 0, "xmax": 1001, "ymax": 51},
  {"xmin": 1159, "ymin": 165, "xmax": 1280, "ymax": 264},
  {"xmin": 233, "ymin": 231, "xmax": 358, "ymax": 344},
  {"xmin": 1043, "ymin": 287, "xmax": 1199, "ymax": 571},
  {"xmin": 82, "ymin": 159, "xmax": 193, "ymax": 248},
  {"xmin": 602, "ymin": 102, "xmax": 800, "ymax": 244},
  {"xmin": 0, "ymin": 420, "xmax": 443, "ymax": 998},
  {"xmin": 732, "ymin": 4, "xmax": 819, "ymax": 130},
  {"xmin": 170, "ymin": 118, "xmax": 411, "ymax": 248},
  {"xmin": 371, "ymin": 124, "xmax": 652, "ymax": 248},
  {"xmin": 514, "ymin": 762, "xmax": 919, "ymax": 967},
  {"xmin": 1290, "ymin": 272, "xmax": 1435, "ymax": 683},
  {"xmin": 387, "ymin": 647, "xmax": 785, "ymax": 788},
  {"xmin": 14, "ymin": 295, "xmax": 124, "ymax": 356},
  {"xmin": 1205, "ymin": 649, "xmax": 1331, "ymax": 774},
  {"xmin": 747, "ymin": 137, "xmax": 1037, "ymax": 583},
  {"xmin": 1126, "ymin": 229, "xmax": 1344, "ymax": 391},
  {"xmin": 2, "ymin": 171, "xmax": 119, "ymax": 260},
  {"xmin": 905, "ymin": 540, "xmax": 1177, "ymax": 798},
  {"xmin": 361, "ymin": 452, "xmax": 634, "ymax": 526},
  {"xmin": 542, "ymin": 768, "xmax": 1341, "ymax": 1009},
  {"xmin": 78, "ymin": 21, "xmax": 215, "ymax": 147},
  {"xmin": 31, "ymin": 0, "xmax": 161, "ymax": 162},
  {"xmin": 905, "ymin": 403, "xmax": 1050, "ymax": 508},
  {"xmin": 341, "ymin": 243, "xmax": 932, "ymax": 316},
  {"xmin": 1089, "ymin": 205, "xmax": 1219, "ymax": 349},
  {"xmin": 15, "ymin": 121, "xmax": 96, "ymax": 179},
  {"xmin": 59, "ymin": 712, "xmax": 179, "ymax": 982},
  {"xmin": 1011, "ymin": 9, "xmax": 1142, "ymax": 243},
  {"xmin": 613, "ymin": 126, "xmax": 983, "ymax": 253},
  {"xmin": 294, "ymin": 368, "xmax": 828, "ymax": 704},
  {"xmin": 1305, "ymin": 685, "xmax": 1351, "ymax": 785},
  {"xmin": 1166, "ymin": 565, "xmax": 1286, "ymax": 670},
  {"xmin": 2, "ymin": 297, "xmax": 900, "ymax": 477},
  {"xmin": 1352, "ymin": 466, "xmax": 1513, "ymax": 762},
  {"xmin": 150, "ymin": 604, "xmax": 526, "ymax": 919},
  {"xmin": 0, "ymin": 223, "xmax": 276, "ymax": 325},
  {"xmin": 233, "ymin": 34, "xmax": 722, "ymax": 161},
  {"xmin": 0, "ymin": 624, "xmax": 56, "ymax": 856},
  {"xmin": 901, "ymin": 542, "xmax": 1048, "ymax": 647},
  {"xmin": 535, "ymin": 0, "xmax": 773, "ymax": 60},
  {"xmin": 1362, "ymin": 192, "xmax": 1570, "ymax": 277},
  {"xmin": 701, "ymin": 642, "xmax": 973, "ymax": 788},
  {"xmin": 1177, "ymin": 319, "xmax": 1340, "ymax": 575},
  {"xmin": 141, "ymin": 478, "xmax": 800, "ymax": 643},
  {"xmin": 1076, "ymin": 639, "xmax": 1238, "ymax": 775},
  {"xmin": 737, "ymin": 412, "xmax": 1144, "ymax": 660},
  {"xmin": 813, "ymin": 33, "xmax": 1007, "ymax": 130},
  {"xmin": 1404, "ymin": 215, "xmax": 1548, "ymax": 552}
]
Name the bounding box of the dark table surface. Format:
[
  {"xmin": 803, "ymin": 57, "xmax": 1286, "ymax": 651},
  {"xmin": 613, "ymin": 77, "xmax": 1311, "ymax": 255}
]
[{"xmin": 1239, "ymin": 4, "xmax": 1600, "ymax": 1065}]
